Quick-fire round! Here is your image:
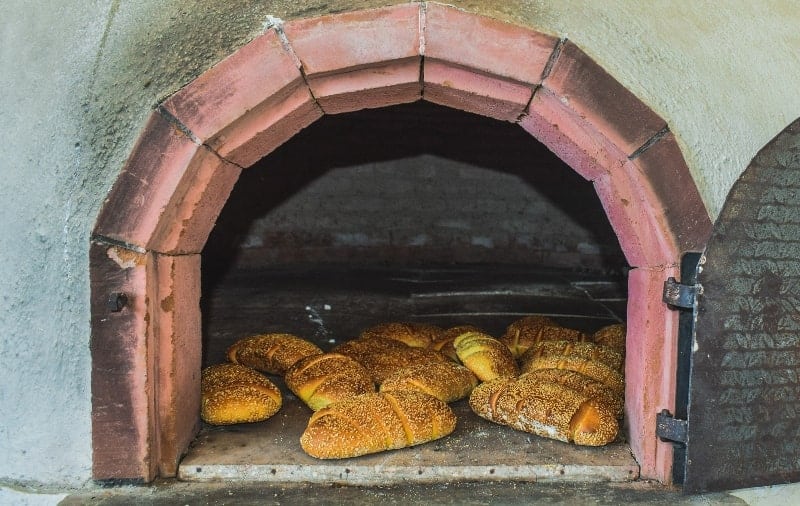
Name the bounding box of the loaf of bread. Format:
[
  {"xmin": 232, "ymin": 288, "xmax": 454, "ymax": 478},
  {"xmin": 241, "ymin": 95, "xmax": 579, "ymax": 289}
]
[
  {"xmin": 520, "ymin": 340, "xmax": 624, "ymax": 372},
  {"xmin": 430, "ymin": 325, "xmax": 483, "ymax": 362},
  {"xmin": 521, "ymin": 355, "xmax": 625, "ymax": 394},
  {"xmin": 469, "ymin": 374, "xmax": 618, "ymax": 446},
  {"xmin": 453, "ymin": 331, "xmax": 518, "ymax": 382},
  {"xmin": 379, "ymin": 360, "xmax": 479, "ymax": 403},
  {"xmin": 359, "ymin": 321, "xmax": 444, "ymax": 348},
  {"xmin": 592, "ymin": 323, "xmax": 627, "ymax": 351},
  {"xmin": 300, "ymin": 390, "xmax": 457, "ymax": 459},
  {"xmin": 522, "ymin": 368, "xmax": 623, "ymax": 417},
  {"xmin": 200, "ymin": 363, "xmax": 282, "ymax": 425},
  {"xmin": 285, "ymin": 353, "xmax": 375, "ymax": 411},
  {"xmin": 500, "ymin": 316, "xmax": 588, "ymax": 358},
  {"xmin": 227, "ymin": 332, "xmax": 323, "ymax": 376},
  {"xmin": 333, "ymin": 337, "xmax": 448, "ymax": 384},
  {"xmin": 499, "ymin": 315, "xmax": 557, "ymax": 358}
]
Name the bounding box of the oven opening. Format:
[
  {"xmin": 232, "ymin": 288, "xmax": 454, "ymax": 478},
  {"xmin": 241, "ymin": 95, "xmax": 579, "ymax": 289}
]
[{"xmin": 182, "ymin": 101, "xmax": 638, "ymax": 483}]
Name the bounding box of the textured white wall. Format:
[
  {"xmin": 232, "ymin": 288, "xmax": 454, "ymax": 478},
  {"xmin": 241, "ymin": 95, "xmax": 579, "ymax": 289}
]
[
  {"xmin": 1, "ymin": 0, "xmax": 798, "ymax": 487},
  {"xmin": 515, "ymin": 0, "xmax": 800, "ymax": 218}
]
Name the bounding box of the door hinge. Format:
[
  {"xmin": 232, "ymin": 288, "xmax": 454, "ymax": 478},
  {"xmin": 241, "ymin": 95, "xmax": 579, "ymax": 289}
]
[
  {"xmin": 656, "ymin": 409, "xmax": 688, "ymax": 444},
  {"xmin": 663, "ymin": 277, "xmax": 701, "ymax": 309}
]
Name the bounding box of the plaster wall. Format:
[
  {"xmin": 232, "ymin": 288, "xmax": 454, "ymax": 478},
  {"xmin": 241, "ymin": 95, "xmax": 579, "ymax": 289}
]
[{"xmin": 1, "ymin": 0, "xmax": 798, "ymax": 487}]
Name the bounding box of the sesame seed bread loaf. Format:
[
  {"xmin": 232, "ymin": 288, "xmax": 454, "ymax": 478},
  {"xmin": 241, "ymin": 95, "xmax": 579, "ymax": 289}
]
[
  {"xmin": 359, "ymin": 321, "xmax": 444, "ymax": 349},
  {"xmin": 430, "ymin": 325, "xmax": 483, "ymax": 362},
  {"xmin": 521, "ymin": 368, "xmax": 623, "ymax": 417},
  {"xmin": 521, "ymin": 355, "xmax": 625, "ymax": 394},
  {"xmin": 333, "ymin": 337, "xmax": 449, "ymax": 384},
  {"xmin": 453, "ymin": 331, "xmax": 519, "ymax": 382},
  {"xmin": 500, "ymin": 315, "xmax": 589, "ymax": 359},
  {"xmin": 227, "ymin": 333, "xmax": 323, "ymax": 376},
  {"xmin": 469, "ymin": 374, "xmax": 618, "ymax": 446},
  {"xmin": 520, "ymin": 340, "xmax": 624, "ymax": 373},
  {"xmin": 200, "ymin": 363, "xmax": 282, "ymax": 425},
  {"xmin": 285, "ymin": 353, "xmax": 375, "ymax": 411},
  {"xmin": 379, "ymin": 360, "xmax": 479, "ymax": 403},
  {"xmin": 300, "ymin": 390, "xmax": 457, "ymax": 459},
  {"xmin": 592, "ymin": 323, "xmax": 627, "ymax": 352}
]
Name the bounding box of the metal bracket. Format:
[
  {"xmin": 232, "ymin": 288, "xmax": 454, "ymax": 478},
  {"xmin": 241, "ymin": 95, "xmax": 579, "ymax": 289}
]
[
  {"xmin": 656, "ymin": 409, "xmax": 688, "ymax": 444},
  {"xmin": 663, "ymin": 277, "xmax": 700, "ymax": 309}
]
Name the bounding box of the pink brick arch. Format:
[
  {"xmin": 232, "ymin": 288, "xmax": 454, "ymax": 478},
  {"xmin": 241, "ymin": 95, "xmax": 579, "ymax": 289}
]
[{"xmin": 91, "ymin": 3, "xmax": 711, "ymax": 483}]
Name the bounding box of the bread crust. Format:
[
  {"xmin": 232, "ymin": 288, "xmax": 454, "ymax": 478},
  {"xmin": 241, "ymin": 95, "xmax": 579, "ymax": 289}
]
[
  {"xmin": 285, "ymin": 353, "xmax": 375, "ymax": 411},
  {"xmin": 333, "ymin": 337, "xmax": 448, "ymax": 384},
  {"xmin": 454, "ymin": 331, "xmax": 519, "ymax": 382},
  {"xmin": 500, "ymin": 316, "xmax": 588, "ymax": 358},
  {"xmin": 227, "ymin": 333, "xmax": 323, "ymax": 375},
  {"xmin": 521, "ymin": 355, "xmax": 625, "ymax": 394},
  {"xmin": 520, "ymin": 340, "xmax": 624, "ymax": 372},
  {"xmin": 380, "ymin": 360, "xmax": 479, "ymax": 403},
  {"xmin": 359, "ymin": 322, "xmax": 444, "ymax": 348},
  {"xmin": 469, "ymin": 374, "xmax": 618, "ymax": 446},
  {"xmin": 300, "ymin": 391, "xmax": 456, "ymax": 459},
  {"xmin": 200, "ymin": 363, "xmax": 282, "ymax": 425},
  {"xmin": 431, "ymin": 325, "xmax": 483, "ymax": 362},
  {"xmin": 592, "ymin": 323, "xmax": 627, "ymax": 351}
]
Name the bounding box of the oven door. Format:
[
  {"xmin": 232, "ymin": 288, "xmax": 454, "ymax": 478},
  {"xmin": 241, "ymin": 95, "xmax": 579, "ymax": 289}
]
[{"xmin": 675, "ymin": 118, "xmax": 800, "ymax": 494}]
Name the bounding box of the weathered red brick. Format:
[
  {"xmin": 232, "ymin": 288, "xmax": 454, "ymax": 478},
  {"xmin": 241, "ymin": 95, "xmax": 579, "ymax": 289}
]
[
  {"xmin": 424, "ymin": 3, "xmax": 557, "ymax": 85},
  {"xmin": 90, "ymin": 242, "xmax": 155, "ymax": 481},
  {"xmin": 94, "ymin": 112, "xmax": 200, "ymax": 251},
  {"xmin": 543, "ymin": 41, "xmax": 666, "ymax": 156},
  {"xmin": 423, "ymin": 60, "xmax": 534, "ymax": 121},
  {"xmin": 421, "ymin": 4, "xmax": 557, "ymax": 122},
  {"xmin": 283, "ymin": 4, "xmax": 422, "ymax": 113},
  {"xmin": 631, "ymin": 132, "xmax": 712, "ymax": 253},
  {"xmin": 147, "ymin": 253, "xmax": 202, "ymax": 477},
  {"xmin": 626, "ymin": 265, "xmax": 680, "ymax": 481},
  {"xmin": 148, "ymin": 147, "xmax": 241, "ymax": 255},
  {"xmin": 521, "ymin": 89, "xmax": 626, "ymax": 181}
]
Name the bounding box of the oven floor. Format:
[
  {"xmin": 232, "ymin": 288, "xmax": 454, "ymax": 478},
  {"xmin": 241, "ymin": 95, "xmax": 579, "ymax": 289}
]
[{"xmin": 183, "ymin": 265, "xmax": 637, "ymax": 484}]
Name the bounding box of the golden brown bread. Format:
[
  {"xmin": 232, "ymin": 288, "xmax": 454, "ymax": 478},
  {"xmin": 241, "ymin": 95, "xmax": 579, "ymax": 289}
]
[
  {"xmin": 227, "ymin": 333, "xmax": 323, "ymax": 375},
  {"xmin": 499, "ymin": 315, "xmax": 557, "ymax": 358},
  {"xmin": 520, "ymin": 340, "xmax": 624, "ymax": 372},
  {"xmin": 592, "ymin": 323, "xmax": 627, "ymax": 351},
  {"xmin": 200, "ymin": 363, "xmax": 282, "ymax": 425},
  {"xmin": 333, "ymin": 335, "xmax": 409, "ymax": 355},
  {"xmin": 333, "ymin": 337, "xmax": 449, "ymax": 384},
  {"xmin": 500, "ymin": 316, "xmax": 588, "ymax": 358},
  {"xmin": 521, "ymin": 355, "xmax": 625, "ymax": 394},
  {"xmin": 285, "ymin": 353, "xmax": 375, "ymax": 411},
  {"xmin": 453, "ymin": 331, "xmax": 519, "ymax": 382},
  {"xmin": 431, "ymin": 325, "xmax": 483, "ymax": 362},
  {"xmin": 300, "ymin": 390, "xmax": 457, "ymax": 459},
  {"xmin": 469, "ymin": 374, "xmax": 618, "ymax": 446},
  {"xmin": 521, "ymin": 368, "xmax": 623, "ymax": 417},
  {"xmin": 359, "ymin": 322, "xmax": 444, "ymax": 348},
  {"xmin": 379, "ymin": 360, "xmax": 479, "ymax": 403}
]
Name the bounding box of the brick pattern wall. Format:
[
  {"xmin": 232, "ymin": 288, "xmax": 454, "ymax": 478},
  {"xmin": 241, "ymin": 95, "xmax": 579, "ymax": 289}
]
[{"xmin": 203, "ymin": 102, "xmax": 626, "ymax": 278}]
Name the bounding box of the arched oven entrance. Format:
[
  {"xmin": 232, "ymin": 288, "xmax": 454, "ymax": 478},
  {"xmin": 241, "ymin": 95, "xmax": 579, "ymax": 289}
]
[{"xmin": 89, "ymin": 3, "xmax": 711, "ymax": 484}]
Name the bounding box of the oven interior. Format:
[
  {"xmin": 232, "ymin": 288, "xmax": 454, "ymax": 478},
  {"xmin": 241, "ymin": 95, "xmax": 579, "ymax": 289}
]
[{"xmin": 181, "ymin": 101, "xmax": 638, "ymax": 483}]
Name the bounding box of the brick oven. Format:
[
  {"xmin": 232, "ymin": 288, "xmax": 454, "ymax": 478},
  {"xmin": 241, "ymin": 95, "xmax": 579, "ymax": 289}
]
[{"xmin": 89, "ymin": 3, "xmax": 800, "ymax": 494}]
